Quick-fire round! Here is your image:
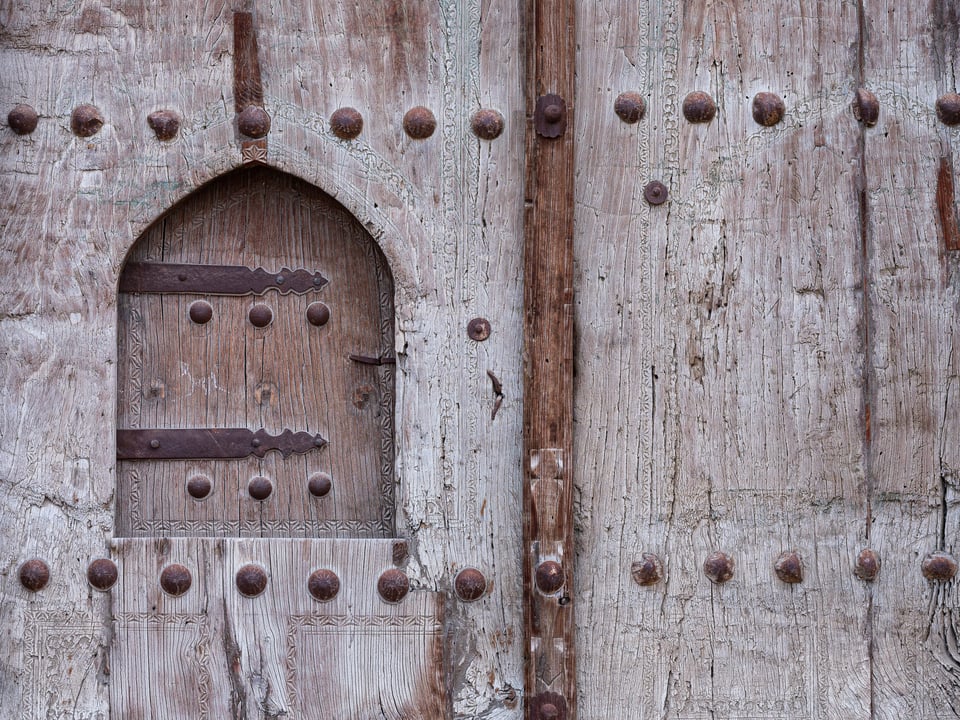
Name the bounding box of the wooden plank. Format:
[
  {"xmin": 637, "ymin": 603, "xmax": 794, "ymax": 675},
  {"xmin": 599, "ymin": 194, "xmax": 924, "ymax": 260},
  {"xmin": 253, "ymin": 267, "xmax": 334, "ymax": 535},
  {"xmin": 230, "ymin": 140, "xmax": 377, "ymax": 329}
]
[
  {"xmin": 863, "ymin": 2, "xmax": 960, "ymax": 717},
  {"xmin": 523, "ymin": 0, "xmax": 577, "ymax": 718},
  {"xmin": 573, "ymin": 1, "xmax": 871, "ymax": 718}
]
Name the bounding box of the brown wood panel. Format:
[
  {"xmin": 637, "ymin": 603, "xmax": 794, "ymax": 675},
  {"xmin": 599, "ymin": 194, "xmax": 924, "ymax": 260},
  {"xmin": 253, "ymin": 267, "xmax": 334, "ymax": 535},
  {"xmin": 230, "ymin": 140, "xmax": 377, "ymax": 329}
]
[
  {"xmin": 116, "ymin": 167, "xmax": 394, "ymax": 537},
  {"xmin": 864, "ymin": 2, "xmax": 960, "ymax": 717}
]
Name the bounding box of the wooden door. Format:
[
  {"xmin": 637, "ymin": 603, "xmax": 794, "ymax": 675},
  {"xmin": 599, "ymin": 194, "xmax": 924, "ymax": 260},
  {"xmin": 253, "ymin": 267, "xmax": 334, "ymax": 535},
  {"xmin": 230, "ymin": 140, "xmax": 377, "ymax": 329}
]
[{"xmin": 3, "ymin": 2, "xmax": 960, "ymax": 720}]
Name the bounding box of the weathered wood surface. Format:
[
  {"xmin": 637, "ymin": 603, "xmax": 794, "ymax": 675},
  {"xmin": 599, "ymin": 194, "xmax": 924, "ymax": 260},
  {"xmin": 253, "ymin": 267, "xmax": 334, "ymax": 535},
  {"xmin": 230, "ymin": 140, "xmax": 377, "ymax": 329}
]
[
  {"xmin": 2, "ymin": 1, "xmax": 959, "ymax": 719},
  {"xmin": 0, "ymin": 2, "xmax": 525, "ymax": 718},
  {"xmin": 523, "ymin": 0, "xmax": 577, "ymax": 717}
]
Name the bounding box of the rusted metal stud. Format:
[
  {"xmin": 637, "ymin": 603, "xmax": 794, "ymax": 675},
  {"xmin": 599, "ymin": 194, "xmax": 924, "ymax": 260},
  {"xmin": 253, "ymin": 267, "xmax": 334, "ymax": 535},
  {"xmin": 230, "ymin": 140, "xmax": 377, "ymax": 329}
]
[
  {"xmin": 248, "ymin": 476, "xmax": 273, "ymax": 501},
  {"xmin": 532, "ymin": 692, "xmax": 567, "ymax": 720},
  {"xmin": 236, "ymin": 564, "xmax": 268, "ymax": 597},
  {"xmin": 71, "ymin": 104, "xmax": 104, "ymax": 137},
  {"xmin": 774, "ymin": 550, "xmax": 804, "ymax": 584},
  {"xmin": 614, "ymin": 92, "xmax": 646, "ymax": 124},
  {"xmin": 8, "ymin": 104, "xmax": 38, "ymax": 135},
  {"xmin": 643, "ymin": 180, "xmax": 669, "ymax": 206},
  {"xmin": 159, "ymin": 564, "xmax": 192, "ymax": 596},
  {"xmin": 306, "ymin": 302, "xmax": 331, "ymax": 327},
  {"xmin": 471, "ymin": 109, "xmax": 504, "ymax": 140},
  {"xmin": 248, "ymin": 303, "xmax": 273, "ymax": 328},
  {"xmin": 454, "ymin": 567, "xmax": 487, "ymax": 602},
  {"xmin": 186, "ymin": 474, "xmax": 213, "ymax": 500},
  {"xmin": 467, "ymin": 317, "xmax": 492, "ymax": 342},
  {"xmin": 403, "ymin": 106, "xmax": 436, "ymax": 139},
  {"xmin": 922, "ymin": 551, "xmax": 958, "ymax": 581},
  {"xmin": 149, "ymin": 438, "xmax": 161, "ymax": 449},
  {"xmin": 854, "ymin": 548, "xmax": 880, "ymax": 581},
  {"xmin": 703, "ymin": 551, "xmax": 734, "ymax": 584},
  {"xmin": 188, "ymin": 300, "xmax": 213, "ymax": 324},
  {"xmin": 147, "ymin": 110, "xmax": 180, "ymax": 141},
  {"xmin": 377, "ymin": 568, "xmax": 410, "ymax": 603},
  {"xmin": 307, "ymin": 569, "xmax": 340, "ymax": 602},
  {"xmin": 18, "ymin": 559, "xmax": 50, "ymax": 592},
  {"xmin": 852, "ymin": 89, "xmax": 880, "ymax": 127},
  {"xmin": 752, "ymin": 92, "xmax": 785, "ymax": 127},
  {"xmin": 535, "ymin": 94, "xmax": 567, "ymax": 138},
  {"xmin": 238, "ymin": 105, "xmax": 271, "ymax": 138},
  {"xmin": 307, "ymin": 472, "xmax": 333, "ymax": 498},
  {"xmin": 936, "ymin": 93, "xmax": 960, "ymax": 126},
  {"xmin": 87, "ymin": 558, "xmax": 118, "ymax": 591},
  {"xmin": 630, "ymin": 553, "xmax": 664, "ymax": 586},
  {"xmin": 682, "ymin": 91, "xmax": 716, "ymax": 124},
  {"xmin": 535, "ymin": 560, "xmax": 565, "ymax": 594},
  {"xmin": 392, "ymin": 540, "xmax": 409, "ymax": 566},
  {"xmin": 330, "ymin": 107, "xmax": 363, "ymax": 140}
]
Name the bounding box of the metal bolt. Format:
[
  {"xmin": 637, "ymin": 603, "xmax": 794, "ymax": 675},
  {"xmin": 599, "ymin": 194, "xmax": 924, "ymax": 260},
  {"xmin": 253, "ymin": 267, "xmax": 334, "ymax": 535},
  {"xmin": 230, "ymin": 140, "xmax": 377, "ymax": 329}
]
[
  {"xmin": 186, "ymin": 475, "xmax": 212, "ymax": 500},
  {"xmin": 307, "ymin": 569, "xmax": 340, "ymax": 602},
  {"xmin": 774, "ymin": 550, "xmax": 804, "ymax": 584},
  {"xmin": 330, "ymin": 107, "xmax": 363, "ymax": 140},
  {"xmin": 238, "ymin": 105, "xmax": 271, "ymax": 138},
  {"xmin": 703, "ymin": 551, "xmax": 734, "ymax": 584},
  {"xmin": 236, "ymin": 564, "xmax": 268, "ymax": 597},
  {"xmin": 188, "ymin": 300, "xmax": 213, "ymax": 324},
  {"xmin": 922, "ymin": 551, "xmax": 958, "ymax": 582},
  {"xmin": 614, "ymin": 92, "xmax": 646, "ymax": 124},
  {"xmin": 854, "ymin": 548, "xmax": 880, "ymax": 581},
  {"xmin": 936, "ymin": 93, "xmax": 960, "ymax": 126},
  {"xmin": 147, "ymin": 110, "xmax": 180, "ymax": 141},
  {"xmin": 682, "ymin": 91, "xmax": 716, "ymax": 123},
  {"xmin": 71, "ymin": 104, "xmax": 104, "ymax": 137},
  {"xmin": 471, "ymin": 109, "xmax": 504, "ymax": 140},
  {"xmin": 535, "ymin": 560, "xmax": 565, "ymax": 594},
  {"xmin": 643, "ymin": 180, "xmax": 669, "ymax": 206},
  {"xmin": 403, "ymin": 106, "xmax": 436, "ymax": 139},
  {"xmin": 852, "ymin": 88, "xmax": 880, "ymax": 127},
  {"xmin": 87, "ymin": 558, "xmax": 118, "ymax": 591},
  {"xmin": 306, "ymin": 302, "xmax": 331, "ymax": 327},
  {"xmin": 752, "ymin": 92, "xmax": 785, "ymax": 127},
  {"xmin": 149, "ymin": 439, "xmax": 161, "ymax": 449},
  {"xmin": 467, "ymin": 317, "xmax": 492, "ymax": 342},
  {"xmin": 18, "ymin": 559, "xmax": 50, "ymax": 592},
  {"xmin": 307, "ymin": 472, "xmax": 333, "ymax": 497},
  {"xmin": 159, "ymin": 564, "xmax": 192, "ymax": 596},
  {"xmin": 248, "ymin": 304, "xmax": 273, "ymax": 328},
  {"xmin": 454, "ymin": 567, "xmax": 487, "ymax": 602},
  {"xmin": 544, "ymin": 104, "xmax": 563, "ymax": 123},
  {"xmin": 248, "ymin": 476, "xmax": 273, "ymax": 501},
  {"xmin": 630, "ymin": 553, "xmax": 664, "ymax": 586},
  {"xmin": 377, "ymin": 568, "xmax": 410, "ymax": 603},
  {"xmin": 8, "ymin": 104, "xmax": 38, "ymax": 135}
]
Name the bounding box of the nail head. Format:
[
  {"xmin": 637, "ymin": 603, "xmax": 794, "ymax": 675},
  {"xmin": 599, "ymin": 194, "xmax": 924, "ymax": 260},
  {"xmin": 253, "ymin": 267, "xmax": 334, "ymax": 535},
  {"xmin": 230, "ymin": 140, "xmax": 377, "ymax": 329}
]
[
  {"xmin": 922, "ymin": 551, "xmax": 958, "ymax": 581},
  {"xmin": 186, "ymin": 475, "xmax": 212, "ymax": 500},
  {"xmin": 8, "ymin": 104, "xmax": 39, "ymax": 135},
  {"xmin": 774, "ymin": 550, "xmax": 804, "ymax": 584},
  {"xmin": 535, "ymin": 560, "xmax": 565, "ymax": 594},
  {"xmin": 248, "ymin": 304, "xmax": 273, "ymax": 328},
  {"xmin": 403, "ymin": 106, "xmax": 436, "ymax": 139},
  {"xmin": 703, "ymin": 551, "xmax": 734, "ymax": 584},
  {"xmin": 471, "ymin": 109, "xmax": 504, "ymax": 140},
  {"xmin": 159, "ymin": 563, "xmax": 192, "ymax": 596},
  {"xmin": 936, "ymin": 93, "xmax": 960, "ymax": 126},
  {"xmin": 377, "ymin": 568, "xmax": 410, "ymax": 603},
  {"xmin": 614, "ymin": 92, "xmax": 646, "ymax": 124},
  {"xmin": 467, "ymin": 317, "xmax": 491, "ymax": 342},
  {"xmin": 71, "ymin": 104, "xmax": 104, "ymax": 137},
  {"xmin": 306, "ymin": 302, "xmax": 331, "ymax": 327},
  {"xmin": 87, "ymin": 558, "xmax": 118, "ymax": 591},
  {"xmin": 852, "ymin": 88, "xmax": 880, "ymax": 127},
  {"xmin": 630, "ymin": 553, "xmax": 664, "ymax": 586},
  {"xmin": 682, "ymin": 91, "xmax": 717, "ymax": 123},
  {"xmin": 454, "ymin": 567, "xmax": 487, "ymax": 602},
  {"xmin": 308, "ymin": 568, "xmax": 340, "ymax": 602},
  {"xmin": 188, "ymin": 300, "xmax": 213, "ymax": 324},
  {"xmin": 330, "ymin": 107, "xmax": 363, "ymax": 140},
  {"xmin": 854, "ymin": 548, "xmax": 880, "ymax": 581},
  {"xmin": 238, "ymin": 105, "xmax": 271, "ymax": 138},
  {"xmin": 643, "ymin": 180, "xmax": 668, "ymax": 206},
  {"xmin": 248, "ymin": 476, "xmax": 273, "ymax": 501},
  {"xmin": 147, "ymin": 109, "xmax": 181, "ymax": 141},
  {"xmin": 307, "ymin": 472, "xmax": 333, "ymax": 498},
  {"xmin": 236, "ymin": 564, "xmax": 268, "ymax": 597},
  {"xmin": 19, "ymin": 559, "xmax": 50, "ymax": 592},
  {"xmin": 752, "ymin": 92, "xmax": 785, "ymax": 126}
]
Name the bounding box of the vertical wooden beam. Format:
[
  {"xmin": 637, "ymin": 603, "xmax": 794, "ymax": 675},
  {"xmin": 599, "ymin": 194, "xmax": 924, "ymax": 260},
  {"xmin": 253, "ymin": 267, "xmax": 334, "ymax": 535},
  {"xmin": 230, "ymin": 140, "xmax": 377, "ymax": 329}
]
[{"xmin": 523, "ymin": 1, "xmax": 576, "ymax": 719}]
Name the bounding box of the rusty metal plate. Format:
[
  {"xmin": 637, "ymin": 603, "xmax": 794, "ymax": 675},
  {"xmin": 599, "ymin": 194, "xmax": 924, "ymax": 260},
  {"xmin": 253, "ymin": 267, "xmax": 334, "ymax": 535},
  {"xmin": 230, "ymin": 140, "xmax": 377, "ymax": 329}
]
[
  {"xmin": 119, "ymin": 262, "xmax": 328, "ymax": 295},
  {"xmin": 117, "ymin": 428, "xmax": 327, "ymax": 460}
]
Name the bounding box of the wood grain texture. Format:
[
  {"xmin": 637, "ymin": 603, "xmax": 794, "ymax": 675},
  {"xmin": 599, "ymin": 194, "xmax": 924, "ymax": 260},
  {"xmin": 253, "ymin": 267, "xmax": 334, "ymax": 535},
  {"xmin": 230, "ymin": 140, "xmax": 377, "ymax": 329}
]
[
  {"xmin": 863, "ymin": 1, "xmax": 960, "ymax": 716},
  {"xmin": 524, "ymin": 0, "xmax": 577, "ymax": 717},
  {"xmin": 573, "ymin": 2, "xmax": 872, "ymax": 718},
  {"xmin": 0, "ymin": 2, "xmax": 525, "ymax": 717}
]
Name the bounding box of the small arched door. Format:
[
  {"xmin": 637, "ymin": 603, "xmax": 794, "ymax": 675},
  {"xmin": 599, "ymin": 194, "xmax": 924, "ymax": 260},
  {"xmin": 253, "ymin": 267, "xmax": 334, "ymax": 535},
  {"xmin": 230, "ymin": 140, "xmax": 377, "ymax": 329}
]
[{"xmin": 111, "ymin": 167, "xmax": 443, "ymax": 719}]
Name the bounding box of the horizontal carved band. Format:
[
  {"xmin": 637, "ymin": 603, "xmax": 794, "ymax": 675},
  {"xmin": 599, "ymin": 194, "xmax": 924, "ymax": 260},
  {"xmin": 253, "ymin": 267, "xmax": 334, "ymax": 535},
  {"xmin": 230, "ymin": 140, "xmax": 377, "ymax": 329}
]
[
  {"xmin": 119, "ymin": 262, "xmax": 328, "ymax": 295},
  {"xmin": 117, "ymin": 428, "xmax": 328, "ymax": 460}
]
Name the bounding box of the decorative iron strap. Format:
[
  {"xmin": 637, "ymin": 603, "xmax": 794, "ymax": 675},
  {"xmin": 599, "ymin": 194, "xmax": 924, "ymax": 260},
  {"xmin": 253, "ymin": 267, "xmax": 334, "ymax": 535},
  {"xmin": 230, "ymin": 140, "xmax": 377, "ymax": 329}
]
[
  {"xmin": 119, "ymin": 262, "xmax": 328, "ymax": 295},
  {"xmin": 117, "ymin": 428, "xmax": 327, "ymax": 460}
]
